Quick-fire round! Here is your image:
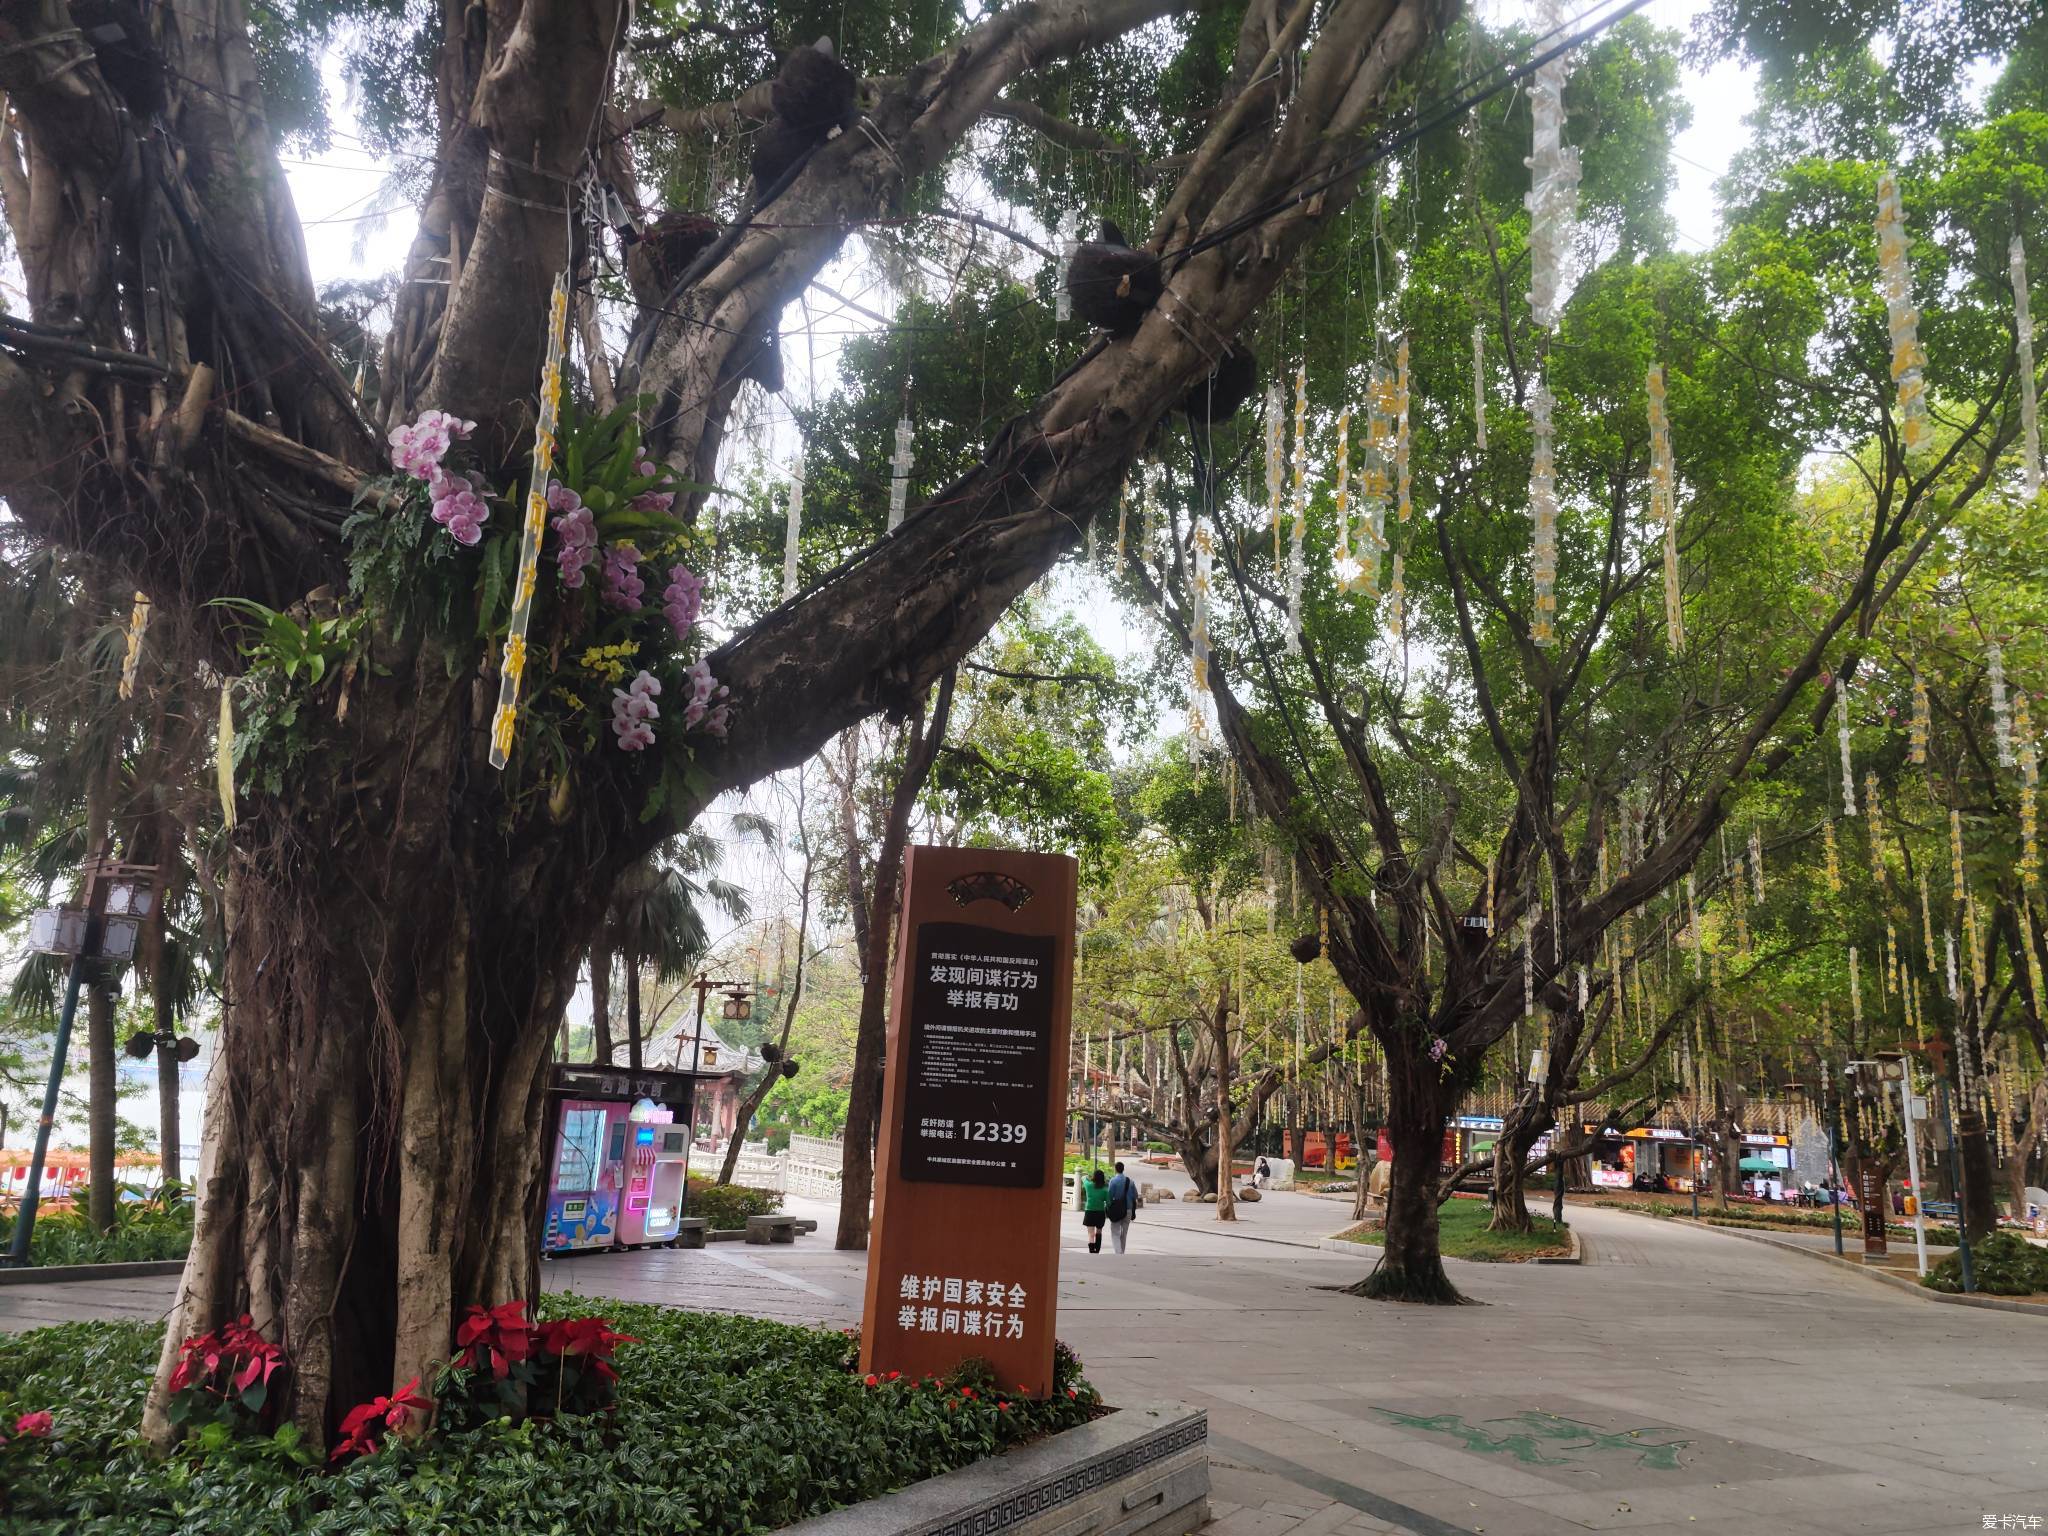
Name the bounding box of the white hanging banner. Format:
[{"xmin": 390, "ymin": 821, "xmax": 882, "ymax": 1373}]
[
  {"xmin": 1472, "ymin": 323, "xmax": 1487, "ymax": 449},
  {"xmin": 1875, "ymin": 171, "xmax": 1932, "ymax": 457},
  {"xmin": 887, "ymin": 416, "xmax": 915, "ymax": 531},
  {"xmin": 2014, "ymin": 237, "xmax": 2042, "ymax": 501},
  {"xmin": 1529, "ymin": 380, "xmax": 1558, "ymax": 646},
  {"xmin": 782, "ymin": 453, "xmax": 805, "ymax": 602},
  {"xmin": 1524, "ymin": 0, "xmax": 1581, "ymax": 331}
]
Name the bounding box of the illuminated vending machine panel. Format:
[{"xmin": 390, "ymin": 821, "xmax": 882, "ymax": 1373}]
[
  {"xmin": 544, "ymin": 1099, "xmax": 626, "ymax": 1254},
  {"xmin": 617, "ymin": 1109, "xmax": 687, "ymax": 1247}
]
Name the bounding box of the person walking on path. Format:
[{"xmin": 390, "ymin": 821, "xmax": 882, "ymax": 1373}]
[
  {"xmin": 1106, "ymin": 1162, "xmax": 1138, "ymax": 1254},
  {"xmin": 1082, "ymin": 1168, "xmax": 1110, "ymax": 1254}
]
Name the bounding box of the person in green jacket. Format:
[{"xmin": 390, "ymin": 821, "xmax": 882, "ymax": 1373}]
[{"xmin": 1081, "ymin": 1168, "xmax": 1109, "ymax": 1254}]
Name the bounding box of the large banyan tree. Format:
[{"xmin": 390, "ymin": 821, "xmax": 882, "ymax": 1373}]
[{"xmin": 0, "ymin": 0, "xmax": 1462, "ymax": 1438}]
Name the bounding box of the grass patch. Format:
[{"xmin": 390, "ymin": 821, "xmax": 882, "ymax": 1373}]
[
  {"xmin": 0, "ymin": 1297, "xmax": 1101, "ymax": 1535},
  {"xmin": 1340, "ymin": 1199, "xmax": 1572, "ymax": 1262}
]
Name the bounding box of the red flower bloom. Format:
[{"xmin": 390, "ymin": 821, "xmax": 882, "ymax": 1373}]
[
  {"xmin": 997, "ymin": 1402, "xmax": 1010, "ymax": 1412},
  {"xmin": 886, "ymin": 1371, "xmax": 900, "ymax": 1381},
  {"xmin": 331, "ymin": 1376, "xmax": 430, "ymax": 1461},
  {"xmin": 456, "ymin": 1301, "xmax": 535, "ymax": 1380},
  {"xmin": 12, "ymin": 1411, "xmax": 52, "ymax": 1439},
  {"xmin": 536, "ymin": 1315, "xmax": 639, "ymax": 1361},
  {"xmin": 863, "ymin": 1374, "xmax": 879, "ymax": 1388},
  {"xmin": 960, "ymin": 1387, "xmax": 976, "ymax": 1399}
]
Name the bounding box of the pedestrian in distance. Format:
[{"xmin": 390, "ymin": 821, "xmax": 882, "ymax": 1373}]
[
  {"xmin": 1107, "ymin": 1161, "xmax": 1138, "ymax": 1253},
  {"xmin": 1256, "ymin": 1156, "xmax": 1272, "ymax": 1189},
  {"xmin": 1082, "ymin": 1167, "xmax": 1110, "ymax": 1253}
]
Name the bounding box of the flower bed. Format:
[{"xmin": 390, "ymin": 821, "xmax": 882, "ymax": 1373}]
[
  {"xmin": 0, "ymin": 1298, "xmax": 1102, "ymax": 1535},
  {"xmin": 0, "ymin": 1189, "xmax": 193, "ymax": 1267}
]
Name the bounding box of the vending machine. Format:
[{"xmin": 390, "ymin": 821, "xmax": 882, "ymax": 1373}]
[
  {"xmin": 543, "ymin": 1098, "xmax": 627, "ymax": 1255},
  {"xmin": 616, "ymin": 1105, "xmax": 694, "ymax": 1247}
]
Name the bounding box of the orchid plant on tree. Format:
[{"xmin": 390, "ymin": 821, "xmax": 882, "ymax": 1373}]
[{"xmin": 293, "ymin": 396, "xmax": 730, "ymax": 818}]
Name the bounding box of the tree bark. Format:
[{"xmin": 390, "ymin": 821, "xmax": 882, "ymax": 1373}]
[
  {"xmin": 86, "ymin": 978, "xmax": 118, "ymax": 1232},
  {"xmin": 835, "ymin": 672, "xmax": 954, "ymax": 1249},
  {"xmin": 1956, "ymin": 1100, "xmax": 1999, "ymax": 1240},
  {"xmin": 1213, "ymin": 1007, "xmax": 1236, "ymax": 1222},
  {"xmin": 2007, "ymin": 1078, "xmax": 2048, "ymax": 1225},
  {"xmin": 1488, "ymin": 1097, "xmax": 1553, "ymax": 1234},
  {"xmin": 1347, "ymin": 1043, "xmax": 1462, "ymax": 1303}
]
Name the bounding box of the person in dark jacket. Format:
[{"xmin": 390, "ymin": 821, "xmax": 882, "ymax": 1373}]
[{"xmin": 1106, "ymin": 1162, "xmax": 1138, "ymax": 1254}]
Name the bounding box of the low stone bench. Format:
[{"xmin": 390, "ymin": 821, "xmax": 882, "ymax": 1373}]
[
  {"xmin": 745, "ymin": 1214, "xmax": 799, "ymax": 1245},
  {"xmin": 674, "ymin": 1217, "xmax": 709, "ymax": 1249}
]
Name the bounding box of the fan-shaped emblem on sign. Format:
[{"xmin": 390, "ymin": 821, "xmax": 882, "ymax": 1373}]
[{"xmin": 947, "ymin": 871, "xmax": 1035, "ymax": 911}]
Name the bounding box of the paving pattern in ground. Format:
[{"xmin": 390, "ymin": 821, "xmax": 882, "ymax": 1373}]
[{"xmin": 3, "ymin": 1185, "xmax": 2041, "ymax": 1536}]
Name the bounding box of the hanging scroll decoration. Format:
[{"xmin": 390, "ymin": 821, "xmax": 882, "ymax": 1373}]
[
  {"xmin": 1865, "ymin": 771, "xmax": 1886, "ymax": 883},
  {"xmin": 1332, "ymin": 407, "xmax": 1353, "ymax": 576},
  {"xmin": 887, "ymin": 417, "xmax": 915, "ymax": 531},
  {"xmin": 1265, "ymin": 383, "xmax": 1286, "ymax": 563},
  {"xmin": 1190, "ymin": 520, "xmax": 1216, "ymax": 750},
  {"xmin": 1989, "ymin": 642, "xmax": 2014, "ymax": 766},
  {"xmin": 1836, "ymin": 683, "xmax": 1857, "ymax": 815},
  {"xmin": 1389, "ymin": 338, "xmax": 1411, "ymax": 642},
  {"xmin": 2013, "ymin": 237, "xmax": 2042, "ymax": 501},
  {"xmin": 1358, "ymin": 368, "xmax": 1393, "ymax": 599},
  {"xmin": 2019, "ymin": 696, "xmax": 2041, "ymax": 889},
  {"xmin": 1647, "ymin": 365, "xmax": 1682, "ymax": 651},
  {"xmin": 1472, "ymin": 323, "xmax": 1487, "ymax": 450},
  {"xmin": 1823, "ymin": 817, "xmax": 1842, "ymax": 895},
  {"xmin": 781, "ymin": 453, "xmax": 805, "ymax": 603},
  {"xmin": 1286, "ymin": 366, "xmax": 1309, "ymax": 653},
  {"xmin": 1874, "ymin": 171, "xmax": 1933, "ymax": 459},
  {"xmin": 489, "ymin": 272, "xmax": 571, "ymax": 771},
  {"xmin": 1529, "ymin": 384, "xmax": 1559, "ymax": 646},
  {"xmin": 1911, "ymin": 672, "xmax": 1931, "ymax": 765},
  {"xmin": 118, "ymin": 591, "xmax": 151, "ymax": 701},
  {"xmin": 1523, "ymin": 0, "xmax": 1578, "ymax": 648}
]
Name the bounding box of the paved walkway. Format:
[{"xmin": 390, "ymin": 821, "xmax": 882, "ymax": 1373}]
[{"xmin": 4, "ymin": 1187, "xmax": 2043, "ymax": 1535}]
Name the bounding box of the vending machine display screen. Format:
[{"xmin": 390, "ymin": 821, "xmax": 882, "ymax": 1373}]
[{"xmin": 555, "ymin": 1107, "xmax": 606, "ymax": 1188}]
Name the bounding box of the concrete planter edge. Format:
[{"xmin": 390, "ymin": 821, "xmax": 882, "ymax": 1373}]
[{"xmin": 775, "ymin": 1401, "xmax": 1208, "ymax": 1536}]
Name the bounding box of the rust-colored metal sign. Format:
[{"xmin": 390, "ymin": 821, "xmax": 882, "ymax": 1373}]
[
  {"xmin": 860, "ymin": 845, "xmax": 1076, "ymax": 1397},
  {"xmin": 1859, "ymin": 1166, "xmax": 1888, "ymax": 1257}
]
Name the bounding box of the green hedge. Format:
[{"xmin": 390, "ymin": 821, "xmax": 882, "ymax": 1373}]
[
  {"xmin": 1922, "ymin": 1232, "xmax": 2048, "ymax": 1296},
  {"xmin": 0, "ymin": 1298, "xmax": 1102, "ymax": 1534},
  {"xmin": 685, "ymin": 1179, "xmax": 781, "ymax": 1229},
  {"xmin": 0, "ymin": 1188, "xmax": 194, "ymax": 1266}
]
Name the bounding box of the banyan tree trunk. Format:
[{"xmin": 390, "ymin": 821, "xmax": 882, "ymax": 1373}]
[
  {"xmin": 1488, "ymin": 1100, "xmax": 1553, "ymax": 1235},
  {"xmin": 139, "ymin": 658, "xmax": 630, "ymax": 1447},
  {"xmin": 1348, "ymin": 1044, "xmax": 1462, "ymax": 1304}
]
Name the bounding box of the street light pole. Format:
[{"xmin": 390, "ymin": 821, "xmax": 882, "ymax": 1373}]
[
  {"xmin": 1826, "ymin": 1076, "xmax": 1844, "ymax": 1257},
  {"xmin": 674, "ymin": 973, "xmax": 748, "ymax": 1221},
  {"xmin": 3, "ymin": 949, "xmax": 91, "ymax": 1267},
  {"xmin": 1938, "ymin": 1076, "xmax": 1976, "ymax": 1294}
]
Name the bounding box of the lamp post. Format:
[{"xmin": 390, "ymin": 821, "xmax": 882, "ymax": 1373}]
[
  {"xmin": 675, "ymin": 973, "xmax": 750, "ymax": 1220},
  {"xmin": 5, "ymin": 856, "xmax": 157, "ymax": 1267},
  {"xmin": 1826, "ymin": 1072, "xmax": 1844, "ymax": 1256}
]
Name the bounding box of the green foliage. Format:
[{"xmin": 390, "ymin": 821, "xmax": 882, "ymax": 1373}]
[
  {"xmin": 1922, "ymin": 1232, "xmax": 2048, "ymax": 1296},
  {"xmin": 208, "ymin": 600, "xmax": 364, "ymax": 687},
  {"xmin": 0, "ymin": 1186, "xmax": 193, "ymax": 1266},
  {"xmin": 685, "ymin": 1179, "xmax": 781, "ymax": 1229},
  {"xmin": 0, "ymin": 1300, "xmax": 1103, "ymax": 1535}
]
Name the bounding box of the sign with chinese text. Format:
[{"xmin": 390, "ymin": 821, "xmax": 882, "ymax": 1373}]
[
  {"xmin": 1860, "ymin": 1166, "xmax": 1888, "ymax": 1257},
  {"xmin": 861, "ymin": 846, "xmax": 1076, "ymax": 1397},
  {"xmin": 900, "ymin": 923, "xmax": 1056, "ymax": 1187}
]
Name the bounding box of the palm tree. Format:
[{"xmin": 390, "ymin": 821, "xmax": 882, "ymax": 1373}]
[{"xmin": 584, "ymin": 824, "xmax": 756, "ymax": 1068}]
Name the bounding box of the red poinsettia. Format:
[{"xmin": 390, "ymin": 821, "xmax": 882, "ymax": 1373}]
[
  {"xmin": 455, "ymin": 1300, "xmax": 536, "ymax": 1380},
  {"xmin": 331, "ymin": 1376, "xmax": 431, "ymax": 1461},
  {"xmin": 535, "ymin": 1316, "xmax": 639, "ymax": 1381},
  {"xmin": 165, "ymin": 1314, "xmax": 285, "ymax": 1414},
  {"xmin": 11, "ymin": 1411, "xmax": 53, "ymax": 1439}
]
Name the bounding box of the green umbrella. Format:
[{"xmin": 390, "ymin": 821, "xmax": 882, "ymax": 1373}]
[{"xmin": 1738, "ymin": 1156, "xmax": 1779, "ymax": 1172}]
